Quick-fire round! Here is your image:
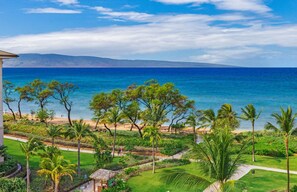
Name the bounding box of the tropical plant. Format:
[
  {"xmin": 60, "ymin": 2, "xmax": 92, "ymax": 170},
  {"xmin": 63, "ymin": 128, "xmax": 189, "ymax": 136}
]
[
  {"xmin": 217, "ymin": 104, "xmax": 240, "ymax": 130},
  {"xmin": 46, "ymin": 125, "xmax": 63, "ymax": 146},
  {"xmin": 186, "ymin": 111, "xmax": 204, "ymax": 142},
  {"xmin": 200, "ymin": 109, "xmax": 218, "ymax": 129},
  {"xmin": 265, "ymin": 107, "xmax": 297, "ymax": 192},
  {"xmin": 20, "ymin": 138, "xmax": 44, "ymax": 192},
  {"xmin": 241, "ymin": 104, "xmax": 261, "ymax": 162},
  {"xmin": 143, "ymin": 126, "xmax": 161, "ymax": 173},
  {"xmin": 38, "ymin": 154, "xmax": 76, "ymax": 192},
  {"xmin": 64, "ymin": 119, "xmax": 92, "ymax": 175},
  {"xmin": 93, "ymin": 135, "xmax": 112, "ymax": 168},
  {"xmin": 162, "ymin": 129, "xmax": 248, "ymax": 191},
  {"xmin": 48, "ymin": 80, "xmax": 78, "ymax": 126},
  {"xmin": 102, "ymin": 106, "xmax": 124, "ymax": 157},
  {"xmin": 36, "ymin": 108, "xmax": 55, "ymax": 125}
]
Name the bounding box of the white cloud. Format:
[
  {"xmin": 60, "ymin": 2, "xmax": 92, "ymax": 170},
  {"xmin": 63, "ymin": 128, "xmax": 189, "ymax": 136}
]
[
  {"xmin": 54, "ymin": 0, "xmax": 78, "ymax": 5},
  {"xmin": 93, "ymin": 6, "xmax": 154, "ymax": 22},
  {"xmin": 1, "ymin": 12, "xmax": 297, "ymax": 64},
  {"xmin": 154, "ymin": 0, "xmax": 271, "ymax": 13},
  {"xmin": 26, "ymin": 8, "xmax": 81, "ymax": 14}
]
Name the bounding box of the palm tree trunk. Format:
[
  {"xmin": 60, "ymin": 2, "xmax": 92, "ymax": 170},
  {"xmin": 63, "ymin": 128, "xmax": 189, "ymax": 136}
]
[
  {"xmin": 285, "ymin": 136, "xmax": 290, "ymax": 192},
  {"xmin": 52, "ymin": 137, "xmax": 55, "ymax": 146},
  {"xmin": 77, "ymin": 139, "xmax": 81, "ymax": 176},
  {"xmin": 26, "ymin": 158, "xmax": 30, "ymax": 192},
  {"xmin": 54, "ymin": 179, "xmax": 59, "ymax": 192},
  {"xmin": 152, "ymin": 141, "xmax": 155, "ymax": 174},
  {"xmin": 252, "ymin": 121, "xmax": 255, "ymax": 162},
  {"xmin": 112, "ymin": 124, "xmax": 117, "ymax": 158}
]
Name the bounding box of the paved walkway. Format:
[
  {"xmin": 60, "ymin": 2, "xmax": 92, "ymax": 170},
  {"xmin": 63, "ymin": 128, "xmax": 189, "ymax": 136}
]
[{"xmin": 204, "ymin": 164, "xmax": 297, "ymax": 192}]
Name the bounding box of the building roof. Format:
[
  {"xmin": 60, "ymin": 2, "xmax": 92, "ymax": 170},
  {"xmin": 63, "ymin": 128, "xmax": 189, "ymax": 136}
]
[
  {"xmin": 89, "ymin": 169, "xmax": 118, "ymax": 181},
  {"xmin": 0, "ymin": 50, "xmax": 18, "ymax": 59}
]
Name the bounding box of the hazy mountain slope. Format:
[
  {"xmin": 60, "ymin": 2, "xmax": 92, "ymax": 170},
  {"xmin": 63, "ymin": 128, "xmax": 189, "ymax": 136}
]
[{"xmin": 4, "ymin": 53, "xmax": 233, "ymax": 68}]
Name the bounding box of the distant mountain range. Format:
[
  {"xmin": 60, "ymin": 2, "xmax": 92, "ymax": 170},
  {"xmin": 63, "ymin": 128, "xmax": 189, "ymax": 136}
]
[{"xmin": 4, "ymin": 53, "xmax": 233, "ymax": 68}]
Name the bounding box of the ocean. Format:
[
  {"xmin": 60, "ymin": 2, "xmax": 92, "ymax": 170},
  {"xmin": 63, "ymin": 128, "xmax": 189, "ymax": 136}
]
[{"xmin": 3, "ymin": 68, "xmax": 297, "ymax": 130}]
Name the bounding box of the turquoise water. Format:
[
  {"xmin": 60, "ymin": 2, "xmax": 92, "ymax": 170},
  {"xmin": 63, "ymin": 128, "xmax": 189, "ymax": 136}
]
[{"xmin": 3, "ymin": 68, "xmax": 297, "ymax": 130}]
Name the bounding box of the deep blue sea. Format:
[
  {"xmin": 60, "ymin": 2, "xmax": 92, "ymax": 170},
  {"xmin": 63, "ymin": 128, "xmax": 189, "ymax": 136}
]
[{"xmin": 3, "ymin": 68, "xmax": 297, "ymax": 130}]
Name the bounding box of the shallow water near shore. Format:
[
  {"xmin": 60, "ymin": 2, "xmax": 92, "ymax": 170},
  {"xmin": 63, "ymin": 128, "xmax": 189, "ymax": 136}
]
[{"xmin": 3, "ymin": 68, "xmax": 297, "ymax": 130}]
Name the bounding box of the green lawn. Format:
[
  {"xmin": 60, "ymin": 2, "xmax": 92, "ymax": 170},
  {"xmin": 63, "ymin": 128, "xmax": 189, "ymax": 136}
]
[
  {"xmin": 241, "ymin": 155, "xmax": 297, "ymax": 171},
  {"xmin": 4, "ymin": 138, "xmax": 96, "ymax": 170},
  {"xmin": 127, "ymin": 163, "xmax": 211, "ymax": 192},
  {"xmin": 236, "ymin": 170, "xmax": 297, "ymax": 192}
]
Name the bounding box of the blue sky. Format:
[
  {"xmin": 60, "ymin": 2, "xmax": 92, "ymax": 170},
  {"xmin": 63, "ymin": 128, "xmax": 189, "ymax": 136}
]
[{"xmin": 0, "ymin": 0, "xmax": 297, "ymax": 67}]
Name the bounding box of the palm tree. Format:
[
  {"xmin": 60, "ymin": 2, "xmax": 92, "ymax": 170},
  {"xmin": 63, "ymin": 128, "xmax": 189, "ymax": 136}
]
[
  {"xmin": 46, "ymin": 125, "xmax": 63, "ymax": 146},
  {"xmin": 218, "ymin": 103, "xmax": 240, "ymax": 130},
  {"xmin": 241, "ymin": 104, "xmax": 261, "ymax": 162},
  {"xmin": 20, "ymin": 138, "xmax": 44, "ymax": 192},
  {"xmin": 143, "ymin": 127, "xmax": 161, "ymax": 173},
  {"xmin": 162, "ymin": 129, "xmax": 247, "ymax": 191},
  {"xmin": 38, "ymin": 154, "xmax": 76, "ymax": 192},
  {"xmin": 265, "ymin": 107, "xmax": 297, "ymax": 192},
  {"xmin": 200, "ymin": 109, "xmax": 217, "ymax": 130},
  {"xmin": 65, "ymin": 119, "xmax": 92, "ymax": 175},
  {"xmin": 186, "ymin": 111, "xmax": 204, "ymax": 142},
  {"xmin": 103, "ymin": 107, "xmax": 124, "ymax": 158}
]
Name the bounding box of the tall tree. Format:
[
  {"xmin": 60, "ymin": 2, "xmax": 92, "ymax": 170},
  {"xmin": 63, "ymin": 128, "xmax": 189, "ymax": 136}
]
[
  {"xmin": 143, "ymin": 127, "xmax": 161, "ymax": 173},
  {"xmin": 129, "ymin": 80, "xmax": 187, "ymax": 127},
  {"xmin": 15, "ymin": 85, "xmax": 33, "ymax": 119},
  {"xmin": 90, "ymin": 93, "xmax": 114, "ymax": 136},
  {"xmin": 162, "ymin": 129, "xmax": 248, "ymax": 191},
  {"xmin": 38, "ymin": 154, "xmax": 76, "ymax": 192},
  {"xmin": 46, "ymin": 125, "xmax": 63, "ymax": 146},
  {"xmin": 29, "ymin": 79, "xmax": 53, "ymax": 110},
  {"xmin": 64, "ymin": 119, "xmax": 92, "ymax": 175},
  {"xmin": 20, "ymin": 138, "xmax": 44, "ymax": 192},
  {"xmin": 48, "ymin": 80, "xmax": 78, "ymax": 126},
  {"xmin": 102, "ymin": 106, "xmax": 124, "ymax": 158},
  {"xmin": 241, "ymin": 104, "xmax": 261, "ymax": 162},
  {"xmin": 168, "ymin": 100, "xmax": 195, "ymax": 132},
  {"xmin": 265, "ymin": 107, "xmax": 297, "ymax": 192},
  {"xmin": 3, "ymin": 80, "xmax": 16, "ymax": 120}
]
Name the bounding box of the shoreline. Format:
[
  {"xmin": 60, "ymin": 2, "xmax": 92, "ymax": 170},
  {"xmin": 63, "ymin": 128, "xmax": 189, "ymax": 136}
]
[{"xmin": 8, "ymin": 112, "xmax": 251, "ymax": 134}]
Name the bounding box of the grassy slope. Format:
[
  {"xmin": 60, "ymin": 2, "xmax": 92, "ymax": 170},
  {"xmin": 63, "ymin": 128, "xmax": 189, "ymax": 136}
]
[
  {"xmin": 127, "ymin": 163, "xmax": 211, "ymax": 192},
  {"xmin": 236, "ymin": 170, "xmax": 297, "ymax": 192},
  {"xmin": 241, "ymin": 155, "xmax": 297, "ymax": 171}
]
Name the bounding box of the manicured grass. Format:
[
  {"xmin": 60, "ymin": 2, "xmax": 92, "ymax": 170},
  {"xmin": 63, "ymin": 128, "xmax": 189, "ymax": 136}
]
[
  {"xmin": 127, "ymin": 163, "xmax": 211, "ymax": 192},
  {"xmin": 241, "ymin": 155, "xmax": 297, "ymax": 171},
  {"xmin": 236, "ymin": 170, "xmax": 297, "ymax": 192},
  {"xmin": 4, "ymin": 138, "xmax": 96, "ymax": 170}
]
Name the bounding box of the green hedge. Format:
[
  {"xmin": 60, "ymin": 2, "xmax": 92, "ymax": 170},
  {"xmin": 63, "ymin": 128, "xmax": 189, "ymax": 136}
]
[{"xmin": 0, "ymin": 178, "xmax": 26, "ymax": 192}]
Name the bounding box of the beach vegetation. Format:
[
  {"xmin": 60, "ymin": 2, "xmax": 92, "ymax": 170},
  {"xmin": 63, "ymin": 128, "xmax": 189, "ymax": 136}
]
[
  {"xmin": 265, "ymin": 107, "xmax": 297, "ymax": 192},
  {"xmin": 20, "ymin": 137, "xmax": 44, "ymax": 192},
  {"xmin": 143, "ymin": 126, "xmax": 161, "ymax": 173},
  {"xmin": 241, "ymin": 104, "xmax": 261, "ymax": 162},
  {"xmin": 28, "ymin": 79, "xmax": 53, "ymax": 110},
  {"xmin": 48, "ymin": 80, "xmax": 78, "ymax": 126},
  {"xmin": 64, "ymin": 119, "xmax": 93, "ymax": 176}
]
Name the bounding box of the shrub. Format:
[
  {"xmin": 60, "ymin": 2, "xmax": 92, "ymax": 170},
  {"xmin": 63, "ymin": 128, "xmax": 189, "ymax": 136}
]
[
  {"xmin": 0, "ymin": 178, "xmax": 26, "ymax": 192},
  {"xmin": 160, "ymin": 141, "xmax": 186, "ymax": 156},
  {"xmin": 103, "ymin": 179, "xmax": 131, "ymax": 192},
  {"xmin": 0, "ymin": 156, "xmax": 18, "ymax": 177},
  {"xmin": 291, "ymin": 185, "xmax": 297, "ymax": 192},
  {"xmin": 124, "ymin": 167, "xmax": 139, "ymax": 176}
]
